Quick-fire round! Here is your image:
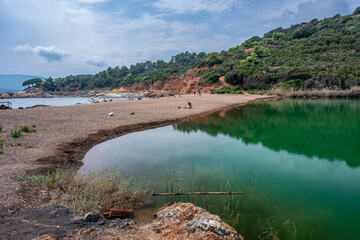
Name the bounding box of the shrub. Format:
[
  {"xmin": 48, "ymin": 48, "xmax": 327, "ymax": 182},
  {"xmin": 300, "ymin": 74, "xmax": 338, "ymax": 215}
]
[
  {"xmin": 20, "ymin": 126, "xmax": 30, "ymax": 132},
  {"xmin": 211, "ymin": 87, "xmax": 243, "ymax": 94},
  {"xmin": 0, "ymin": 140, "xmax": 3, "ymax": 149},
  {"xmin": 205, "ymin": 52, "xmax": 224, "ymax": 66},
  {"xmin": 20, "ymin": 125, "xmax": 36, "ymax": 133},
  {"xmin": 225, "ymin": 70, "xmax": 245, "ymax": 85},
  {"xmin": 277, "ymin": 79, "xmax": 303, "ymax": 90},
  {"xmin": 195, "ymin": 69, "xmax": 206, "ymax": 76},
  {"xmin": 354, "ymin": 6, "xmax": 360, "ymax": 15},
  {"xmin": 0, "ymin": 125, "xmax": 2, "ymax": 131},
  {"xmin": 10, "ymin": 128, "xmax": 21, "ymax": 138},
  {"xmin": 24, "ymin": 143, "xmax": 32, "ymax": 148},
  {"xmin": 201, "ymin": 72, "xmax": 221, "ymax": 84}
]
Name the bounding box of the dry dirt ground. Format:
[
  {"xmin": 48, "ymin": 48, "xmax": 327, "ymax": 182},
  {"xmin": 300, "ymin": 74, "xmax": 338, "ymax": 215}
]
[{"xmin": 0, "ymin": 94, "xmax": 274, "ymax": 239}]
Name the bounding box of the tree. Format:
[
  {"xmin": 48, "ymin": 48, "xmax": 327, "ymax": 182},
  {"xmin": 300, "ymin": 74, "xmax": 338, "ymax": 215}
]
[
  {"xmin": 42, "ymin": 77, "xmax": 56, "ymax": 91},
  {"xmin": 22, "ymin": 78, "xmax": 42, "ymax": 88},
  {"xmin": 205, "ymin": 52, "xmax": 224, "ymax": 66},
  {"xmin": 353, "ymin": 6, "xmax": 360, "ymax": 15},
  {"xmin": 272, "ymin": 32, "xmax": 285, "ymax": 41},
  {"xmin": 249, "ymin": 36, "xmax": 261, "ymax": 42}
]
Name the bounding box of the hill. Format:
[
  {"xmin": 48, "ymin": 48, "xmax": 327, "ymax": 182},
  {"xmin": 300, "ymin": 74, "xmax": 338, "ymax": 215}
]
[
  {"xmin": 0, "ymin": 74, "xmax": 44, "ymax": 92},
  {"xmin": 42, "ymin": 7, "xmax": 360, "ymax": 94}
]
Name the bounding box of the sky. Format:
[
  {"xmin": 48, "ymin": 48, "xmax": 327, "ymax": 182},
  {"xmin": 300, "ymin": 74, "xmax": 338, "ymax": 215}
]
[{"xmin": 0, "ymin": 0, "xmax": 358, "ymax": 78}]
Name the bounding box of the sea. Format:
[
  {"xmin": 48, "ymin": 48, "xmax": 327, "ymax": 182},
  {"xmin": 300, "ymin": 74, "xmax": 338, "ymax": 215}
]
[{"xmin": 0, "ymin": 97, "xmax": 127, "ymax": 109}]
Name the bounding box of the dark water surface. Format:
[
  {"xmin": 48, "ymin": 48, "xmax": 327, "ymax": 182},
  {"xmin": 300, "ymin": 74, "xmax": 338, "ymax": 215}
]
[{"xmin": 82, "ymin": 99, "xmax": 360, "ymax": 240}]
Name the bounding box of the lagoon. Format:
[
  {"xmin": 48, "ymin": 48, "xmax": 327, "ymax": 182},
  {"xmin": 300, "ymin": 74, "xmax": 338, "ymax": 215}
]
[
  {"xmin": 81, "ymin": 99, "xmax": 360, "ymax": 240},
  {"xmin": 1, "ymin": 97, "xmax": 126, "ymax": 109}
]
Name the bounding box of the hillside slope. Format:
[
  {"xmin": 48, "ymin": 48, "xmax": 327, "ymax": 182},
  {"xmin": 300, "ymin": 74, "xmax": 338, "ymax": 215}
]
[{"xmin": 41, "ymin": 7, "xmax": 360, "ymax": 94}]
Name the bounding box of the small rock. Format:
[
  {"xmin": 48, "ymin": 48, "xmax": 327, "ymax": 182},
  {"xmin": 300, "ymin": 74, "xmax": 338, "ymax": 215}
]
[
  {"xmin": 130, "ymin": 112, "xmax": 135, "ymax": 115},
  {"xmin": 82, "ymin": 212, "xmax": 101, "ymax": 222},
  {"xmin": 0, "ymin": 104, "xmax": 11, "ymax": 110},
  {"xmin": 32, "ymin": 234, "xmax": 58, "ymax": 240},
  {"xmin": 71, "ymin": 216, "xmax": 83, "ymax": 224},
  {"xmin": 109, "ymin": 112, "xmax": 114, "ymax": 116}
]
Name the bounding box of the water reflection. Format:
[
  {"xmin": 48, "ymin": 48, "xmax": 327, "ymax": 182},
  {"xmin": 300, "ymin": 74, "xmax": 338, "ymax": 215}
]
[
  {"xmin": 174, "ymin": 99, "xmax": 360, "ymax": 168},
  {"xmin": 81, "ymin": 99, "xmax": 360, "ymax": 240}
]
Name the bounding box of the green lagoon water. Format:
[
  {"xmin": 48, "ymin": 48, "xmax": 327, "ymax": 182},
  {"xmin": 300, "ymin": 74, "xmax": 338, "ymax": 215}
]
[{"xmin": 81, "ymin": 99, "xmax": 360, "ymax": 240}]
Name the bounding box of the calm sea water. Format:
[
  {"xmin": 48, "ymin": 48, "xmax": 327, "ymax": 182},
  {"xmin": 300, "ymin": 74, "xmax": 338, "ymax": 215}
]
[
  {"xmin": 81, "ymin": 99, "xmax": 360, "ymax": 240},
  {"xmin": 1, "ymin": 97, "xmax": 126, "ymax": 109}
]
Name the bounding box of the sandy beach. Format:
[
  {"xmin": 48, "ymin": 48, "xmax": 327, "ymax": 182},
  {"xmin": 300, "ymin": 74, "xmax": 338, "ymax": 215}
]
[{"xmin": 0, "ymin": 94, "xmax": 274, "ymax": 213}]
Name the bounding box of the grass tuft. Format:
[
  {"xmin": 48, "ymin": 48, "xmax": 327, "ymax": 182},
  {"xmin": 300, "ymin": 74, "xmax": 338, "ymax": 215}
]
[
  {"xmin": 10, "ymin": 128, "xmax": 21, "ymax": 138},
  {"xmin": 26, "ymin": 168, "xmax": 148, "ymax": 213}
]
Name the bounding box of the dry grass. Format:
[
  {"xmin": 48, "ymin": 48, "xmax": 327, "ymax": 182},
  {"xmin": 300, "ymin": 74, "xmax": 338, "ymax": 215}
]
[
  {"xmin": 34, "ymin": 168, "xmax": 148, "ymax": 213},
  {"xmin": 268, "ymin": 86, "xmax": 360, "ymax": 98}
]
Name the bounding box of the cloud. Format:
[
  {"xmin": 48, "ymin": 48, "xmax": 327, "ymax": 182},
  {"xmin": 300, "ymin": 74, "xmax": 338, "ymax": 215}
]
[
  {"xmin": 282, "ymin": 0, "xmax": 350, "ymax": 23},
  {"xmin": 77, "ymin": 0, "xmax": 108, "ymax": 3},
  {"xmin": 85, "ymin": 56, "xmax": 106, "ymax": 67},
  {"xmin": 153, "ymin": 0, "xmax": 240, "ymax": 13},
  {"xmin": 14, "ymin": 44, "xmax": 67, "ymax": 62}
]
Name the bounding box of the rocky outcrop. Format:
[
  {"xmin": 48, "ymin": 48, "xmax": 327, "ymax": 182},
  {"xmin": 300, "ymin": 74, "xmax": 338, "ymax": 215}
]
[
  {"xmin": 1, "ymin": 203, "xmax": 243, "ymax": 240},
  {"xmin": 153, "ymin": 202, "xmax": 243, "ymax": 240},
  {"xmin": 114, "ymin": 67, "xmax": 229, "ymax": 96}
]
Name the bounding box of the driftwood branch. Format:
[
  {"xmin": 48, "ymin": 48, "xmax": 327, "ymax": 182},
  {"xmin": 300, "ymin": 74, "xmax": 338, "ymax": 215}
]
[{"xmin": 152, "ymin": 192, "xmax": 244, "ymax": 196}]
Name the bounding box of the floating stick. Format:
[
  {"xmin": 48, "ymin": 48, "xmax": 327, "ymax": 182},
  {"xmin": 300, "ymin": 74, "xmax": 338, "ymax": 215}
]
[{"xmin": 152, "ymin": 192, "xmax": 244, "ymax": 196}]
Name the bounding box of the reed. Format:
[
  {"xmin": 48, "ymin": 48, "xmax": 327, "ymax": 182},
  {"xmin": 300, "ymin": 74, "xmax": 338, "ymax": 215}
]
[
  {"xmin": 26, "ymin": 168, "xmax": 148, "ymax": 213},
  {"xmin": 268, "ymin": 86, "xmax": 360, "ymax": 98},
  {"xmin": 162, "ymin": 165, "xmax": 298, "ymax": 239}
]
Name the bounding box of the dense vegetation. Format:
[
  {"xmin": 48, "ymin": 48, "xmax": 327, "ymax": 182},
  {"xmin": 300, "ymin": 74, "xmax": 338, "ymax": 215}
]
[
  {"xmin": 41, "ymin": 8, "xmax": 360, "ymax": 92},
  {"xmin": 197, "ymin": 9, "xmax": 360, "ymax": 91},
  {"xmin": 41, "ymin": 52, "xmax": 206, "ymax": 91}
]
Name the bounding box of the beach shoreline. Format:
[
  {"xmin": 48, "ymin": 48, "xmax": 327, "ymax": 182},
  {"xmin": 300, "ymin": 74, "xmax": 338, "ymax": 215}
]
[{"xmin": 0, "ymin": 94, "xmax": 274, "ymax": 214}]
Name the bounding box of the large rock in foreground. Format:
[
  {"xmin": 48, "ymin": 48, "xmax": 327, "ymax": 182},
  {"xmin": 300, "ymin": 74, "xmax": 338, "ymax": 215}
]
[
  {"xmin": 153, "ymin": 202, "xmax": 243, "ymax": 240},
  {"xmin": 2, "ymin": 203, "xmax": 243, "ymax": 239}
]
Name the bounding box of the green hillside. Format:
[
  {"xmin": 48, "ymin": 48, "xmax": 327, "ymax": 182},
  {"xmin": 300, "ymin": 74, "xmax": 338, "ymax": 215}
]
[
  {"xmin": 197, "ymin": 10, "xmax": 360, "ymax": 91},
  {"xmin": 42, "ymin": 52, "xmax": 205, "ymax": 91},
  {"xmin": 43, "ymin": 7, "xmax": 360, "ymax": 92}
]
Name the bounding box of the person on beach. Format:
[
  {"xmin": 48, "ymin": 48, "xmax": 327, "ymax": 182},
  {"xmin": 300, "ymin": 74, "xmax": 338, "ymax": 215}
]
[
  {"xmin": 187, "ymin": 102, "xmax": 192, "ymax": 109},
  {"xmin": 198, "ymin": 89, "xmax": 201, "ymax": 96},
  {"xmin": 102, "ymin": 97, "xmax": 107, "ymax": 102},
  {"xmin": 194, "ymin": 90, "xmax": 196, "ymax": 96}
]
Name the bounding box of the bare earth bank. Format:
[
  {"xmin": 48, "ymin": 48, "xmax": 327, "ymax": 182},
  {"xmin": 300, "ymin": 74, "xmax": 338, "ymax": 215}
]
[{"xmin": 0, "ymin": 94, "xmax": 274, "ymax": 239}]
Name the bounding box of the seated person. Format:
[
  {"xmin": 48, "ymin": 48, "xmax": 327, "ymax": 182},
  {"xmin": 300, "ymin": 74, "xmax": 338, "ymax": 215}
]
[{"xmin": 187, "ymin": 102, "xmax": 192, "ymax": 109}]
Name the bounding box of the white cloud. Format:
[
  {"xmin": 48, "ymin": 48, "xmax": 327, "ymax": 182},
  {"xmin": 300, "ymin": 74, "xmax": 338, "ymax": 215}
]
[
  {"xmin": 77, "ymin": 0, "xmax": 108, "ymax": 3},
  {"xmin": 0, "ymin": 0, "xmax": 246, "ymax": 76},
  {"xmin": 153, "ymin": 0, "xmax": 239, "ymax": 13},
  {"xmin": 14, "ymin": 44, "xmax": 33, "ymax": 52},
  {"xmin": 15, "ymin": 45, "xmax": 67, "ymax": 62}
]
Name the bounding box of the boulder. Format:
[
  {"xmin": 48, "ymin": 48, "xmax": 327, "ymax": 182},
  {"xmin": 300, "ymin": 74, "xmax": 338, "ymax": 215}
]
[
  {"xmin": 0, "ymin": 104, "xmax": 11, "ymax": 110},
  {"xmin": 153, "ymin": 202, "xmax": 243, "ymax": 240}
]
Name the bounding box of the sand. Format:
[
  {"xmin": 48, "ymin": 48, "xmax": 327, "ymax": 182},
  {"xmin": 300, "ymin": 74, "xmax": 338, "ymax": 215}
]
[{"xmin": 0, "ymin": 94, "xmax": 274, "ymax": 213}]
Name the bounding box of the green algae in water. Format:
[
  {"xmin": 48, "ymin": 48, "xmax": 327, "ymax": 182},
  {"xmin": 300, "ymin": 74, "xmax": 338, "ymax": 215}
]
[{"xmin": 81, "ymin": 99, "xmax": 360, "ymax": 240}]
